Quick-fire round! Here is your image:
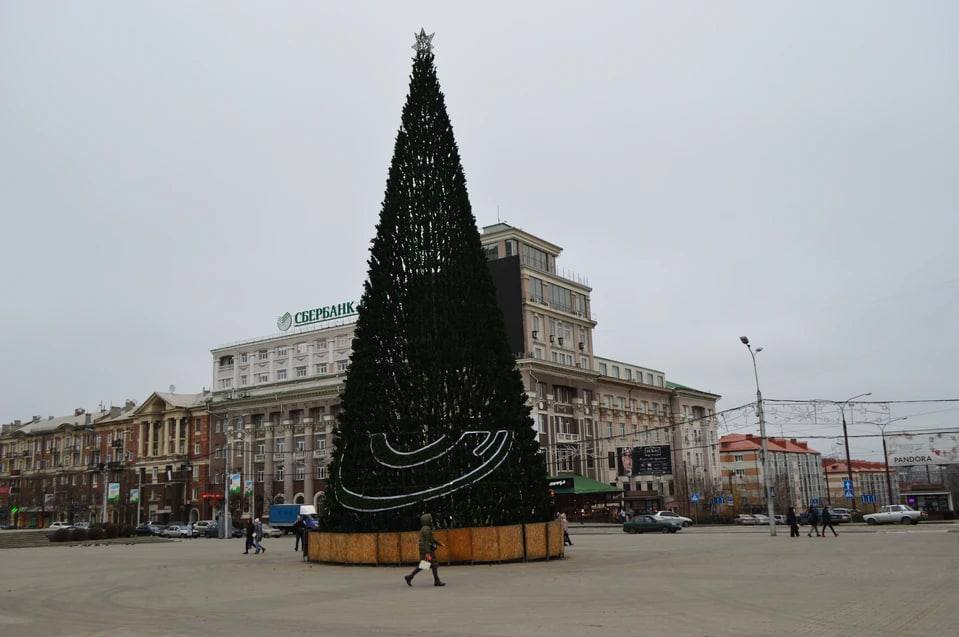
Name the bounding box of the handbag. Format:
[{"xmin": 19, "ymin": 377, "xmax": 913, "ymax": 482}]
[{"xmin": 418, "ymin": 559, "xmax": 431, "ymax": 570}]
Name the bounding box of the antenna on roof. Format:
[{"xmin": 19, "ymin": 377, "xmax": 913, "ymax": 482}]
[
  {"xmin": 496, "ymin": 204, "xmax": 501, "ymax": 223},
  {"xmin": 169, "ymin": 384, "xmax": 176, "ymax": 394}
]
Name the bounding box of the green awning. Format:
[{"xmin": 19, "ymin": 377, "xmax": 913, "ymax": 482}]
[{"xmin": 548, "ymin": 473, "xmax": 622, "ymax": 495}]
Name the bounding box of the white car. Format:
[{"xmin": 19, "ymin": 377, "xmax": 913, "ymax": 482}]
[
  {"xmin": 260, "ymin": 524, "xmax": 284, "ymax": 538},
  {"xmin": 652, "ymin": 511, "xmax": 693, "ymax": 527},
  {"xmin": 161, "ymin": 525, "xmax": 191, "ymax": 538},
  {"xmin": 863, "ymin": 504, "xmax": 926, "ymax": 525},
  {"xmin": 48, "ymin": 521, "xmax": 73, "ymax": 530}
]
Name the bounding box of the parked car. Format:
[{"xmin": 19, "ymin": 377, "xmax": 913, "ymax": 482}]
[
  {"xmin": 135, "ymin": 522, "xmax": 161, "ymax": 536},
  {"xmin": 74, "ymin": 521, "xmax": 90, "ymax": 529},
  {"xmin": 623, "ymin": 514, "xmax": 682, "ymax": 534},
  {"xmin": 863, "ymin": 504, "xmax": 926, "ymax": 525},
  {"xmin": 48, "ymin": 521, "xmax": 73, "ymax": 530},
  {"xmin": 203, "ymin": 523, "xmax": 245, "ymax": 538},
  {"xmin": 752, "ymin": 514, "xmax": 770, "ymax": 525},
  {"xmin": 260, "ymin": 524, "xmax": 284, "ymax": 538},
  {"xmin": 734, "ymin": 514, "xmax": 757, "ymax": 525},
  {"xmin": 194, "ymin": 520, "xmax": 216, "ymax": 535},
  {"xmin": 774, "ymin": 515, "xmax": 787, "ymax": 525},
  {"xmin": 651, "ymin": 510, "xmax": 693, "ymax": 528},
  {"xmin": 160, "ymin": 524, "xmax": 192, "ymax": 538},
  {"xmin": 830, "ymin": 508, "xmax": 853, "ymax": 523}
]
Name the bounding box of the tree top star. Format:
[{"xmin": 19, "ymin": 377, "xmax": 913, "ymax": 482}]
[{"xmin": 412, "ymin": 28, "xmax": 435, "ymax": 54}]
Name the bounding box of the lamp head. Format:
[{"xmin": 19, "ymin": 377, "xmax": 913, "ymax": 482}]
[
  {"xmin": 755, "ymin": 347, "xmax": 763, "ymax": 353},
  {"xmin": 739, "ymin": 336, "xmax": 749, "ymax": 345}
]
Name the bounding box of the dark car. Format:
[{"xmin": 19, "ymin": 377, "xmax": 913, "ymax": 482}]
[
  {"xmin": 623, "ymin": 514, "xmax": 682, "ymax": 534},
  {"xmin": 135, "ymin": 523, "xmax": 162, "ymax": 536}
]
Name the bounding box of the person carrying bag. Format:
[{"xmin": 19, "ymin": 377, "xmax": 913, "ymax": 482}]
[{"xmin": 404, "ymin": 513, "xmax": 446, "ymax": 587}]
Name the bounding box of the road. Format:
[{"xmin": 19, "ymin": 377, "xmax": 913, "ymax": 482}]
[{"xmin": 0, "ymin": 526, "xmax": 956, "ymax": 637}]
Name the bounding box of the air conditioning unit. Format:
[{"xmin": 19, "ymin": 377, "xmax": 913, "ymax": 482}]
[
  {"xmin": 546, "ymin": 394, "xmax": 554, "ymax": 401},
  {"xmin": 532, "ymin": 331, "xmax": 538, "ymax": 340},
  {"xmin": 549, "ymin": 335, "xmax": 555, "ymax": 343},
  {"xmin": 572, "ymin": 398, "xmax": 584, "ymax": 405},
  {"xmin": 558, "ymin": 337, "xmax": 564, "ymax": 346},
  {"xmin": 584, "ymin": 407, "xmax": 592, "ymax": 416},
  {"xmin": 578, "ymin": 342, "xmax": 584, "ymax": 351},
  {"xmin": 537, "ymin": 401, "xmax": 547, "ymax": 411}
]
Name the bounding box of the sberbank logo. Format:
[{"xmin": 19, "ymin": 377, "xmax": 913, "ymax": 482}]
[{"xmin": 277, "ymin": 301, "xmax": 358, "ymax": 331}]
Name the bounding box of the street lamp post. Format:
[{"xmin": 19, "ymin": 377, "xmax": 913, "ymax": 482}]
[
  {"xmin": 739, "ymin": 336, "xmax": 776, "ymax": 537},
  {"xmin": 874, "ymin": 416, "xmax": 907, "ymax": 506},
  {"xmin": 836, "ymin": 393, "xmax": 872, "ymax": 512}
]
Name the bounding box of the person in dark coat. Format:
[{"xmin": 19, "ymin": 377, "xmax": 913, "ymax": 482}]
[
  {"xmin": 244, "ymin": 519, "xmax": 254, "ymax": 554},
  {"xmin": 404, "ymin": 514, "xmax": 446, "ymax": 587},
  {"xmin": 806, "ymin": 505, "xmax": 821, "ymax": 537},
  {"xmin": 292, "ymin": 515, "xmax": 305, "ymax": 552},
  {"xmin": 786, "ymin": 507, "xmax": 799, "ymax": 537},
  {"xmin": 820, "ymin": 507, "xmax": 838, "ymax": 537}
]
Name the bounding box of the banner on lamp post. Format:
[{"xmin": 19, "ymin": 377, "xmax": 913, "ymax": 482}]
[
  {"xmin": 107, "ymin": 482, "xmax": 120, "ymax": 504},
  {"xmin": 229, "ymin": 473, "xmax": 242, "ymax": 497},
  {"xmin": 129, "ymin": 488, "xmax": 139, "ymax": 504},
  {"xmin": 244, "ymin": 479, "xmax": 254, "ymax": 498}
]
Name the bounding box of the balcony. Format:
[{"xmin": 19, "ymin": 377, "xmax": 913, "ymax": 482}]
[
  {"xmin": 312, "ymin": 449, "xmax": 328, "ymax": 459},
  {"xmin": 555, "ymin": 432, "xmax": 581, "ymax": 443},
  {"xmin": 254, "ymin": 454, "xmax": 265, "ymax": 463}
]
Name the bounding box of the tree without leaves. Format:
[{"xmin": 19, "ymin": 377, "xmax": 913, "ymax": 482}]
[{"xmin": 322, "ymin": 36, "xmax": 552, "ymax": 532}]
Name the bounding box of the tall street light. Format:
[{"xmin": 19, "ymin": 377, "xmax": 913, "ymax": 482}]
[
  {"xmin": 740, "ymin": 336, "xmax": 776, "ymax": 537},
  {"xmin": 837, "ymin": 393, "xmax": 871, "ymax": 511},
  {"xmin": 873, "ymin": 416, "xmax": 908, "ymax": 505}
]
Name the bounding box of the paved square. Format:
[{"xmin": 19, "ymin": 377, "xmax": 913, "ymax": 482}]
[{"xmin": 0, "ymin": 527, "xmax": 956, "ymax": 636}]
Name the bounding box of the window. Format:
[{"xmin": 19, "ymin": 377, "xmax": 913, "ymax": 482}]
[
  {"xmin": 619, "ymin": 423, "xmax": 626, "ymax": 437},
  {"xmin": 598, "ymin": 363, "xmax": 607, "ymax": 375},
  {"xmin": 315, "ymin": 363, "xmax": 328, "ymax": 374},
  {"xmin": 257, "ymin": 373, "xmax": 269, "ymax": 383},
  {"xmin": 215, "ymin": 420, "xmax": 223, "ymax": 433},
  {"xmin": 482, "ymin": 243, "xmax": 499, "ymax": 260},
  {"xmin": 625, "ymin": 368, "xmax": 632, "ymax": 381},
  {"xmin": 214, "ymin": 472, "xmax": 221, "ymax": 484},
  {"xmin": 295, "ymin": 342, "xmax": 307, "ymax": 354},
  {"xmin": 337, "ymin": 360, "xmax": 349, "ymax": 372},
  {"xmin": 276, "ymin": 347, "xmax": 288, "ymax": 358},
  {"xmin": 295, "ymin": 463, "xmax": 305, "ymax": 480},
  {"xmin": 295, "ymin": 438, "xmax": 305, "ymax": 451},
  {"xmin": 611, "ymin": 365, "xmax": 620, "ymax": 378},
  {"xmin": 505, "ymin": 239, "xmax": 516, "ymax": 256},
  {"xmin": 735, "ymin": 469, "xmax": 745, "ymax": 478},
  {"xmin": 240, "ymin": 352, "xmax": 248, "ymax": 363},
  {"xmin": 256, "ymin": 470, "xmax": 264, "ymax": 482},
  {"xmin": 276, "ymin": 466, "xmax": 284, "ymax": 481},
  {"xmin": 607, "ymin": 452, "xmax": 616, "ymax": 469},
  {"xmin": 533, "ymin": 347, "xmax": 544, "ymax": 360},
  {"xmin": 219, "ymin": 355, "xmax": 234, "ymax": 367},
  {"xmin": 256, "ymin": 442, "xmax": 265, "ymax": 455},
  {"xmin": 276, "ymin": 369, "xmax": 288, "ymax": 381},
  {"xmin": 258, "ymin": 350, "xmax": 268, "ymax": 361},
  {"xmin": 316, "ymin": 466, "xmax": 328, "ymax": 480},
  {"xmin": 192, "ymin": 487, "xmax": 199, "ymax": 501},
  {"xmin": 521, "ymin": 243, "xmax": 549, "ymax": 272},
  {"xmin": 295, "ymin": 366, "xmax": 307, "ymax": 378},
  {"xmin": 275, "ymin": 440, "xmax": 286, "ymax": 453},
  {"xmin": 606, "ymin": 422, "xmax": 613, "ymax": 437},
  {"xmin": 617, "ymin": 397, "xmax": 626, "ymax": 410},
  {"xmin": 335, "ymin": 335, "xmax": 351, "ymax": 349},
  {"xmin": 646, "ymin": 373, "xmax": 654, "ymax": 385},
  {"xmin": 194, "ymin": 443, "xmax": 201, "ymax": 455},
  {"xmin": 239, "ymin": 375, "xmax": 248, "ymax": 386},
  {"xmin": 194, "ymin": 419, "xmax": 202, "ymax": 434},
  {"xmin": 315, "ymin": 437, "xmax": 326, "ymax": 450}
]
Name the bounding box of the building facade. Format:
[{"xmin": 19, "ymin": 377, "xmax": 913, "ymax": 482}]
[
  {"xmin": 823, "ymin": 458, "xmax": 899, "ymax": 509},
  {"xmin": 720, "ymin": 434, "xmax": 826, "ymax": 513}
]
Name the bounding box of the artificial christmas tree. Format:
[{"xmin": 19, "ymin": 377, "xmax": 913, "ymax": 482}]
[{"xmin": 323, "ymin": 30, "xmax": 553, "ymax": 532}]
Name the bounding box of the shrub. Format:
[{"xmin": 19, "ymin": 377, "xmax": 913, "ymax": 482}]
[
  {"xmin": 119, "ymin": 525, "xmax": 135, "ymax": 538},
  {"xmin": 103, "ymin": 524, "xmax": 119, "ymax": 539},
  {"xmin": 87, "ymin": 527, "xmax": 105, "ymax": 541},
  {"xmin": 50, "ymin": 528, "xmax": 71, "ymax": 542},
  {"xmin": 943, "ymin": 510, "xmax": 956, "ymax": 521}
]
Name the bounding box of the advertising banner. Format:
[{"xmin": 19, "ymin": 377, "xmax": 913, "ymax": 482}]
[
  {"xmin": 617, "ymin": 445, "xmax": 673, "ymax": 476},
  {"xmin": 229, "ymin": 473, "xmax": 242, "ymax": 496},
  {"xmin": 107, "ymin": 482, "xmax": 120, "ymax": 504},
  {"xmin": 244, "ymin": 479, "xmax": 254, "ymax": 498},
  {"xmin": 887, "ymin": 432, "xmax": 959, "ymax": 466},
  {"xmin": 129, "ymin": 488, "xmax": 139, "ymax": 504}
]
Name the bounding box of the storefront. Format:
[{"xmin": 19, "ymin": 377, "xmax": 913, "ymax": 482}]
[
  {"xmin": 548, "ymin": 474, "xmax": 622, "ymax": 522},
  {"xmin": 901, "ymin": 490, "xmax": 954, "ymax": 518}
]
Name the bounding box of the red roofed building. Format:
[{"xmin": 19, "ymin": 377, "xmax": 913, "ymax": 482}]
[
  {"xmin": 720, "ymin": 434, "xmax": 826, "ymax": 512},
  {"xmin": 822, "ymin": 458, "xmax": 898, "ymax": 509}
]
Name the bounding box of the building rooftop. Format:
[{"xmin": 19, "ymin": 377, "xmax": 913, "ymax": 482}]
[
  {"xmin": 720, "ymin": 433, "xmax": 821, "ymax": 455},
  {"xmin": 822, "ymin": 458, "xmax": 888, "ymax": 473},
  {"xmin": 10, "ymin": 409, "xmax": 109, "ymax": 436}
]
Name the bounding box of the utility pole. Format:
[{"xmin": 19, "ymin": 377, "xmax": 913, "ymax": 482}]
[
  {"xmin": 739, "ymin": 337, "xmax": 776, "ymax": 537},
  {"xmin": 136, "ymin": 469, "xmax": 142, "ymax": 527},
  {"xmin": 875, "ymin": 416, "xmax": 907, "ymax": 506},
  {"xmin": 221, "ymin": 425, "xmax": 231, "ymax": 539}
]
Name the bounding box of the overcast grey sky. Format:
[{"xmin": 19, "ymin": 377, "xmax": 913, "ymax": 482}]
[{"xmin": 2, "ymin": 2, "xmax": 957, "ymax": 459}]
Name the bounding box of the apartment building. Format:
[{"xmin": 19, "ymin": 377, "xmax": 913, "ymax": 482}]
[
  {"xmin": 720, "ymin": 434, "xmax": 826, "ymax": 512},
  {"xmin": 823, "ymin": 458, "xmax": 899, "ymax": 509}
]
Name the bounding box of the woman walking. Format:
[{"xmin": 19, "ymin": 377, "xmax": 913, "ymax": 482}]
[
  {"xmin": 244, "ymin": 519, "xmax": 254, "ymax": 554},
  {"xmin": 786, "ymin": 507, "xmax": 799, "ymax": 538},
  {"xmin": 560, "ymin": 513, "xmax": 573, "ymax": 546},
  {"xmin": 806, "ymin": 505, "xmax": 820, "ymax": 537},
  {"xmin": 404, "ymin": 514, "xmax": 446, "ymax": 587}
]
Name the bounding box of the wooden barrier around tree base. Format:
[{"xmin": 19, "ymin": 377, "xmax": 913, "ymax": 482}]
[{"xmin": 307, "ymin": 519, "xmax": 564, "ymax": 565}]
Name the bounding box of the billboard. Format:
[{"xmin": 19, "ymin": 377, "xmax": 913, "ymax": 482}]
[
  {"xmin": 887, "ymin": 432, "xmax": 959, "ymax": 466},
  {"xmin": 107, "ymin": 482, "xmax": 120, "ymax": 504},
  {"xmin": 229, "ymin": 473, "xmax": 242, "ymax": 496},
  {"xmin": 617, "ymin": 445, "xmax": 673, "ymax": 476},
  {"xmin": 244, "ymin": 479, "xmax": 254, "ymax": 498},
  {"xmin": 129, "ymin": 488, "xmax": 139, "ymax": 504}
]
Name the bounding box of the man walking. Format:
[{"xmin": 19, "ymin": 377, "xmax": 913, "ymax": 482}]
[
  {"xmin": 244, "ymin": 519, "xmax": 254, "ymax": 554},
  {"xmin": 253, "ymin": 517, "xmax": 266, "ymax": 554},
  {"xmin": 820, "ymin": 507, "xmax": 839, "ymax": 537},
  {"xmin": 292, "ymin": 515, "xmax": 305, "ymax": 552},
  {"xmin": 806, "ymin": 505, "xmax": 820, "ymax": 537},
  {"xmin": 404, "ymin": 514, "xmax": 445, "ymax": 587}
]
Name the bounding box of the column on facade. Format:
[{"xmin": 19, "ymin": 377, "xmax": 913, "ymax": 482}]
[
  {"xmin": 283, "ymin": 418, "xmax": 294, "ymax": 501},
  {"xmin": 263, "ymin": 424, "xmax": 274, "ymax": 511},
  {"xmin": 173, "ymin": 418, "xmax": 181, "ymax": 456},
  {"xmin": 304, "ymin": 419, "xmax": 315, "ymax": 504},
  {"xmin": 147, "ymin": 421, "xmax": 155, "ymax": 458},
  {"xmin": 162, "ymin": 419, "xmax": 170, "ymax": 456}
]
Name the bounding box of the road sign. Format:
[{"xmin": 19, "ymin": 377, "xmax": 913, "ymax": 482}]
[
  {"xmin": 842, "ymin": 479, "xmax": 854, "ymax": 498},
  {"xmin": 690, "ymin": 493, "xmax": 701, "ymax": 503},
  {"xmin": 713, "ymin": 496, "xmax": 725, "ymax": 505},
  {"xmin": 861, "ymin": 494, "xmax": 876, "ymax": 504},
  {"xmin": 726, "ymin": 496, "xmax": 734, "ymax": 506},
  {"xmin": 811, "ymin": 498, "xmax": 821, "ymax": 506}
]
